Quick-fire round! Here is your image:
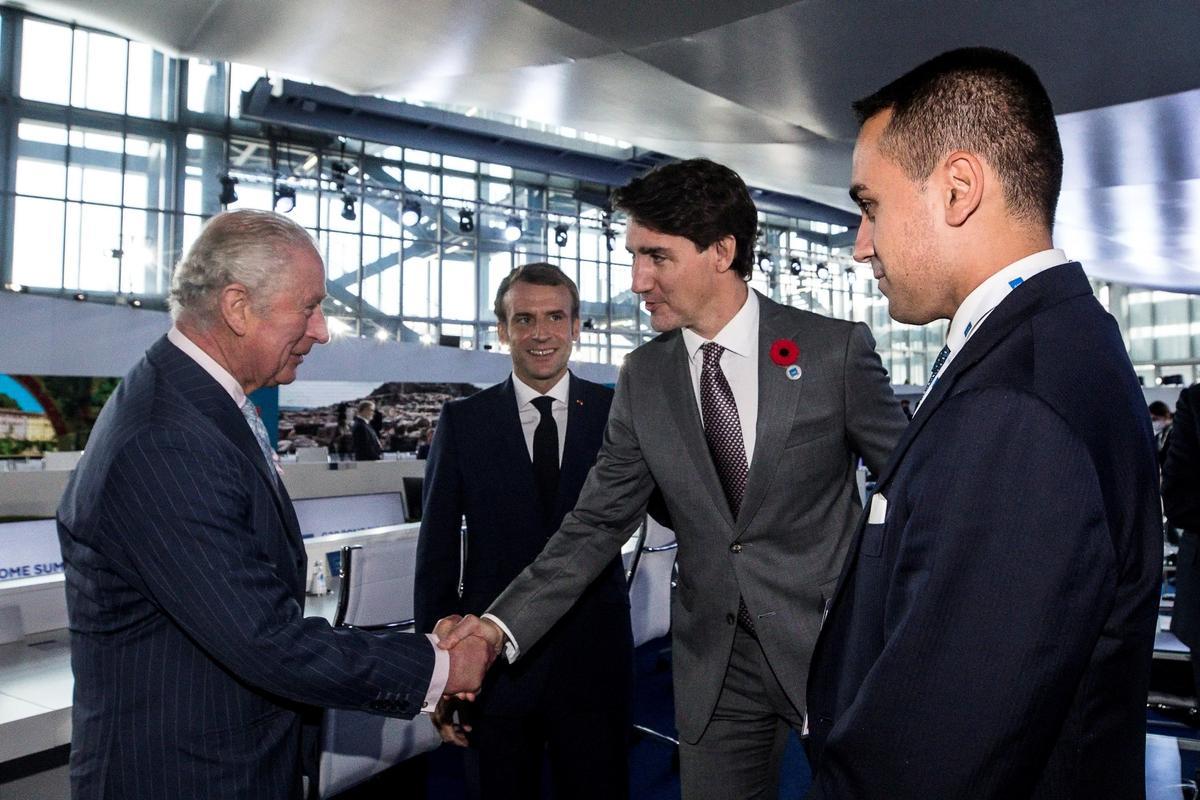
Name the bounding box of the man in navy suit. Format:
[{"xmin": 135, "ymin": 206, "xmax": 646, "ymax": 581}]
[
  {"xmin": 57, "ymin": 210, "xmax": 492, "ymax": 800},
  {"xmin": 415, "ymin": 262, "xmax": 632, "ymax": 799},
  {"xmin": 805, "ymin": 48, "xmax": 1162, "ymax": 798},
  {"xmin": 352, "ymin": 399, "xmax": 384, "ymax": 461}
]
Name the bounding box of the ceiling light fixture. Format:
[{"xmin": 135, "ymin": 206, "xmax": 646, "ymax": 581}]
[
  {"xmin": 789, "ymin": 258, "xmax": 802, "ymax": 277},
  {"xmin": 341, "ymin": 193, "xmax": 357, "ymax": 221},
  {"xmin": 459, "ymin": 208, "xmax": 475, "ymax": 233},
  {"xmin": 757, "ymin": 251, "xmax": 772, "ymax": 271},
  {"xmin": 554, "ymin": 224, "xmax": 569, "ymax": 247},
  {"xmin": 815, "ymin": 261, "xmax": 830, "ymax": 280},
  {"xmin": 504, "ymin": 216, "xmax": 523, "ymax": 243},
  {"xmin": 218, "ymin": 175, "xmax": 238, "ymax": 206},
  {"xmin": 273, "ymin": 184, "xmax": 296, "ymax": 213},
  {"xmin": 401, "ymin": 199, "xmax": 421, "ymax": 226}
]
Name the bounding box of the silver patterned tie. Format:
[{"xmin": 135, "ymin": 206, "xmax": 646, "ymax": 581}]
[{"xmin": 240, "ymin": 400, "xmax": 276, "ymax": 477}]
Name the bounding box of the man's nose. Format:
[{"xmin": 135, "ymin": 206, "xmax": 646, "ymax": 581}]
[
  {"xmin": 852, "ymin": 218, "xmax": 874, "ymax": 263},
  {"xmin": 310, "ymin": 305, "xmax": 330, "ymax": 344}
]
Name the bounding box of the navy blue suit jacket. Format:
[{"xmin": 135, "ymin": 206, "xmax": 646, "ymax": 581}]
[
  {"xmin": 806, "ymin": 264, "xmax": 1162, "ymax": 799},
  {"xmin": 414, "ymin": 374, "xmax": 631, "ymax": 716},
  {"xmin": 57, "ymin": 336, "xmax": 436, "ymax": 800}
]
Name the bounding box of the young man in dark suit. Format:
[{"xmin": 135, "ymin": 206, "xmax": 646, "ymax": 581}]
[
  {"xmin": 439, "ymin": 161, "xmax": 907, "ymax": 800},
  {"xmin": 56, "ymin": 210, "xmax": 491, "ymax": 800},
  {"xmin": 415, "ymin": 262, "xmax": 632, "ymax": 799},
  {"xmin": 352, "ymin": 399, "xmax": 383, "ymax": 461},
  {"xmin": 805, "ymin": 48, "xmax": 1162, "ymax": 799}
]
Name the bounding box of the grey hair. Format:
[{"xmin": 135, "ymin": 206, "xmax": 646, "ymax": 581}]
[{"xmin": 169, "ymin": 209, "xmax": 319, "ymax": 324}]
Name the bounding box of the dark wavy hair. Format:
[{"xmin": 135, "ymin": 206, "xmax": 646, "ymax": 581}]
[
  {"xmin": 853, "ymin": 47, "xmax": 1063, "ymax": 228},
  {"xmin": 612, "ymin": 158, "xmax": 757, "ymax": 280}
]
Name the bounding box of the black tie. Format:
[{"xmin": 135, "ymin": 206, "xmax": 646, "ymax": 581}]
[
  {"xmin": 531, "ymin": 396, "xmax": 559, "ymax": 523},
  {"xmin": 699, "ymin": 342, "xmax": 756, "ymax": 636}
]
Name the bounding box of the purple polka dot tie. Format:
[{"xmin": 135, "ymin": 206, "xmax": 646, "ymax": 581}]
[
  {"xmin": 700, "ymin": 342, "xmax": 748, "ymax": 517},
  {"xmin": 701, "ymin": 342, "xmax": 757, "ymax": 636}
]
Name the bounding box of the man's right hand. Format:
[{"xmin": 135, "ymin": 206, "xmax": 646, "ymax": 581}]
[
  {"xmin": 430, "ymin": 696, "xmax": 471, "ymax": 747},
  {"xmin": 442, "ymin": 630, "xmax": 495, "ymax": 699},
  {"xmin": 437, "ymin": 614, "xmax": 506, "ymax": 655}
]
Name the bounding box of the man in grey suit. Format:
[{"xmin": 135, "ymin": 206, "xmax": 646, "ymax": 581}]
[{"xmin": 440, "ymin": 159, "xmax": 906, "ymax": 799}]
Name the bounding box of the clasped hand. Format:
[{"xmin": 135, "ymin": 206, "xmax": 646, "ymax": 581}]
[{"xmin": 431, "ymin": 614, "xmax": 506, "ymax": 746}]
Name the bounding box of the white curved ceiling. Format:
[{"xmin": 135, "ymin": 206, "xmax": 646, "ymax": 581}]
[{"xmin": 19, "ymin": 0, "xmax": 1200, "ymax": 290}]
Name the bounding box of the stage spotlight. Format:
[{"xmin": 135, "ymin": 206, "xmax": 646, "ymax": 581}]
[
  {"xmin": 273, "ymin": 184, "xmax": 296, "ymax": 213},
  {"xmin": 459, "ymin": 208, "xmax": 475, "ymax": 233},
  {"xmin": 130, "ymin": 297, "xmax": 143, "ymax": 308},
  {"xmin": 341, "ymin": 193, "xmax": 357, "ymax": 221},
  {"xmin": 5, "ymin": 283, "xmax": 24, "ymax": 293},
  {"xmin": 374, "ymin": 328, "xmax": 390, "ymax": 342},
  {"xmin": 74, "ymin": 292, "xmax": 87, "ymax": 302},
  {"xmin": 757, "ymin": 251, "xmax": 772, "ymax": 271},
  {"xmin": 401, "ymin": 199, "xmax": 421, "ymax": 226},
  {"xmin": 504, "ymin": 216, "xmax": 522, "ymax": 243},
  {"xmin": 554, "ymin": 224, "xmax": 569, "ymax": 247},
  {"xmin": 218, "ymin": 175, "xmax": 239, "ymax": 206},
  {"xmin": 789, "ymin": 258, "xmax": 802, "ymax": 277},
  {"xmin": 815, "ymin": 261, "xmax": 830, "ymax": 280},
  {"xmin": 582, "ymin": 318, "xmax": 595, "ymax": 331},
  {"xmin": 604, "ymin": 226, "xmax": 616, "ymax": 252}
]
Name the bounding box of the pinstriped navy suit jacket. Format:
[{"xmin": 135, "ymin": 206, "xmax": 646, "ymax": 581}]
[{"xmin": 57, "ymin": 336, "xmax": 435, "ymax": 800}]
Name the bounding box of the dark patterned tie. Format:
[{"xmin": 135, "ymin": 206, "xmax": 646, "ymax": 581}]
[
  {"xmin": 700, "ymin": 342, "xmax": 756, "ymax": 635},
  {"xmin": 925, "ymin": 345, "xmax": 951, "ymax": 391},
  {"xmin": 531, "ymin": 396, "xmax": 559, "ymax": 524}
]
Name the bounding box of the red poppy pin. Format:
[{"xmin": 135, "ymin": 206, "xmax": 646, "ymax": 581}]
[{"xmin": 770, "ymin": 338, "xmax": 802, "ymax": 381}]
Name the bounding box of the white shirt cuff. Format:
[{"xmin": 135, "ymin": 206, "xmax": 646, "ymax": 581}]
[
  {"xmin": 421, "ymin": 633, "xmax": 449, "ymax": 713},
  {"xmin": 482, "ymin": 613, "xmax": 520, "ymax": 662}
]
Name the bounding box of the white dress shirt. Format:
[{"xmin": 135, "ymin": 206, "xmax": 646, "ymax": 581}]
[
  {"xmin": 512, "ymin": 370, "xmax": 570, "ymax": 463},
  {"xmin": 922, "ymin": 249, "xmax": 1068, "ymax": 403},
  {"xmin": 681, "ymin": 289, "xmax": 760, "ymax": 467},
  {"xmin": 166, "ymin": 326, "xmax": 449, "ymax": 710}
]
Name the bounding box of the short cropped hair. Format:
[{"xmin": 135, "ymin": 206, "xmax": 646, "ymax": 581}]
[
  {"xmin": 169, "ymin": 209, "xmax": 319, "ymax": 324},
  {"xmin": 612, "ymin": 158, "xmax": 757, "ymax": 281},
  {"xmin": 853, "ymin": 47, "xmax": 1063, "ymax": 228},
  {"xmin": 493, "ymin": 262, "xmax": 581, "ymax": 323},
  {"xmin": 1149, "ymin": 401, "xmax": 1172, "ymax": 417},
  {"xmin": 357, "ymin": 400, "xmax": 376, "ymax": 414}
]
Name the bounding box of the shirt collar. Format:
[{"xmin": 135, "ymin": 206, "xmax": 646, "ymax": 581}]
[
  {"xmin": 167, "ymin": 326, "xmax": 247, "ymax": 408},
  {"xmin": 512, "ymin": 370, "xmax": 570, "ymax": 408},
  {"xmin": 682, "ymin": 288, "xmax": 759, "ymax": 362},
  {"xmin": 946, "ymin": 248, "xmax": 1067, "ymax": 353}
]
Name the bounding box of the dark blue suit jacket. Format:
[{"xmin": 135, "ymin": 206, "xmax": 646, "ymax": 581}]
[
  {"xmin": 1163, "ymin": 385, "xmax": 1200, "ymax": 648},
  {"xmin": 414, "ymin": 374, "xmax": 631, "ymax": 716},
  {"xmin": 57, "ymin": 336, "xmax": 436, "ymax": 800},
  {"xmin": 806, "ymin": 264, "xmax": 1162, "ymax": 799}
]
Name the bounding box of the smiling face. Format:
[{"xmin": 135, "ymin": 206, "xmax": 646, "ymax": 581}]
[
  {"xmin": 498, "ymin": 281, "xmax": 579, "ymax": 393},
  {"xmin": 626, "ymin": 219, "xmax": 743, "ymax": 339},
  {"xmin": 242, "ymin": 245, "xmax": 330, "ymax": 389},
  {"xmin": 850, "ymin": 110, "xmax": 953, "ymax": 325}
]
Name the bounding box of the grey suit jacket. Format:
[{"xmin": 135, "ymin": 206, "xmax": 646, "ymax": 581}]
[{"xmin": 489, "ymin": 291, "xmax": 905, "ymax": 743}]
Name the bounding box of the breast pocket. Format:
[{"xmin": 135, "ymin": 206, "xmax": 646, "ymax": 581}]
[{"xmin": 860, "ymin": 523, "xmax": 885, "ymax": 558}]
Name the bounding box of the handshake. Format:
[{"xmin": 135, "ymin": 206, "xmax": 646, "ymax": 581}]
[{"xmin": 431, "ymin": 614, "xmax": 506, "ymax": 746}]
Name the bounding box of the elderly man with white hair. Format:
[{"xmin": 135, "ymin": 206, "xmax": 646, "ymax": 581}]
[{"xmin": 57, "ymin": 209, "xmax": 493, "ymax": 800}]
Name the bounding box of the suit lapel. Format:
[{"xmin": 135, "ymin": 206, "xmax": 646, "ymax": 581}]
[
  {"xmin": 661, "ymin": 331, "xmax": 738, "ymax": 531},
  {"xmin": 873, "ymin": 262, "xmax": 1091, "ymax": 494},
  {"xmin": 556, "ymin": 374, "xmax": 591, "ymax": 519},
  {"xmin": 737, "ymin": 294, "xmax": 806, "ymax": 535},
  {"xmin": 149, "ymin": 337, "xmax": 302, "ymax": 546}
]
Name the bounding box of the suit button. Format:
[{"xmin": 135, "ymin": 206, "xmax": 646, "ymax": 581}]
[
  {"xmin": 730, "ymin": 542, "xmax": 742, "ymax": 553},
  {"xmin": 726, "ymin": 613, "xmax": 735, "ymax": 625}
]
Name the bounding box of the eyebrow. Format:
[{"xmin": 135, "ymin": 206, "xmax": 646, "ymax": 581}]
[
  {"xmin": 629, "ymin": 245, "xmax": 670, "ymax": 257},
  {"xmin": 849, "ymin": 184, "xmax": 867, "ymax": 204}
]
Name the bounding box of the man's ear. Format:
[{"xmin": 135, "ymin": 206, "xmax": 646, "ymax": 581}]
[
  {"xmin": 497, "ymin": 319, "xmax": 510, "ymax": 346},
  {"xmin": 570, "ymin": 314, "xmax": 581, "ymax": 342},
  {"xmin": 712, "ymin": 235, "xmax": 737, "ymax": 273},
  {"xmin": 220, "ymin": 283, "xmax": 251, "ymax": 336},
  {"xmin": 943, "ymin": 151, "xmax": 984, "ymax": 227}
]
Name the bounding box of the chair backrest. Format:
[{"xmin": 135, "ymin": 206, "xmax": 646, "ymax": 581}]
[
  {"xmin": 335, "ymin": 534, "xmax": 420, "ymax": 628},
  {"xmin": 295, "ymin": 446, "xmax": 329, "ymax": 463},
  {"xmin": 318, "ymin": 532, "xmax": 442, "ymax": 798},
  {"xmin": 626, "ymin": 517, "xmax": 678, "ymax": 648}
]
